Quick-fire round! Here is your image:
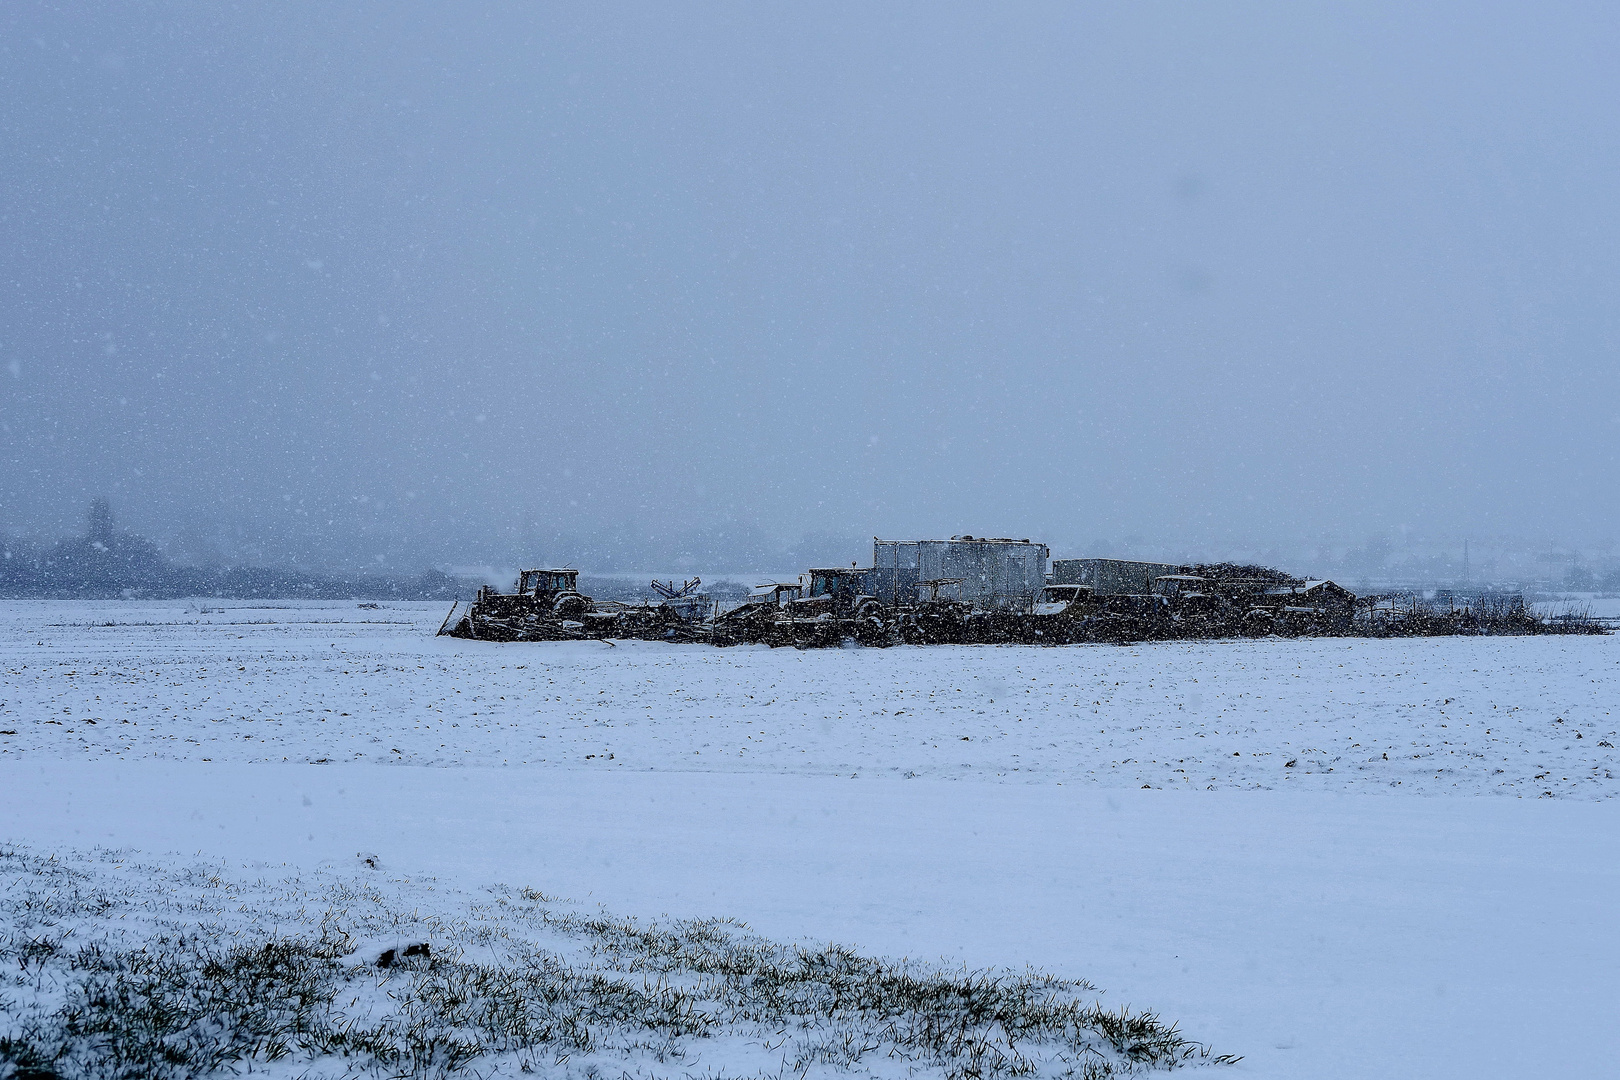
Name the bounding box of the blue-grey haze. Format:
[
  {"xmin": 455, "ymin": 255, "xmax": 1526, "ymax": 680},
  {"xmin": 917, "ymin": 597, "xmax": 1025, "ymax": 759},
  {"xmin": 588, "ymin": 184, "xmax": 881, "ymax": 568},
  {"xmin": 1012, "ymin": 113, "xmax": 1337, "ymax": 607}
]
[{"xmin": 2, "ymin": 2, "xmax": 1616, "ymax": 573}]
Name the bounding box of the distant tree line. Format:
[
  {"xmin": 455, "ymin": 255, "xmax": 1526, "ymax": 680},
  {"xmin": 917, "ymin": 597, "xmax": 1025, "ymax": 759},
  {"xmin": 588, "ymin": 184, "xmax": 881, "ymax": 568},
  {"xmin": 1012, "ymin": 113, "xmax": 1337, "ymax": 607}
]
[{"xmin": 0, "ymin": 500, "xmax": 472, "ymax": 601}]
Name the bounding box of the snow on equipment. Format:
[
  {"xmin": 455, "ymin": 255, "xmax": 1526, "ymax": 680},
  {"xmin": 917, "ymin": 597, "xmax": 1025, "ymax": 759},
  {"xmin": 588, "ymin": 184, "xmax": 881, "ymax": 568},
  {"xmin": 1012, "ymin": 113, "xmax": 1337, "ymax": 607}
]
[{"xmin": 440, "ymin": 538, "xmax": 1591, "ymax": 647}]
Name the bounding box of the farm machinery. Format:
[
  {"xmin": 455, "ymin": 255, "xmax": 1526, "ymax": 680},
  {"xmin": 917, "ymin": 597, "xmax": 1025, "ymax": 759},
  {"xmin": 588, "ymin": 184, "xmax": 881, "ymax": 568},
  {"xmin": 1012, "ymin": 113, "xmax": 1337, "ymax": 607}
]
[
  {"xmin": 441, "ymin": 569, "xmax": 713, "ymax": 642},
  {"xmin": 710, "ymin": 570, "xmax": 975, "ymax": 646},
  {"xmin": 437, "ymin": 542, "xmax": 1565, "ymax": 648}
]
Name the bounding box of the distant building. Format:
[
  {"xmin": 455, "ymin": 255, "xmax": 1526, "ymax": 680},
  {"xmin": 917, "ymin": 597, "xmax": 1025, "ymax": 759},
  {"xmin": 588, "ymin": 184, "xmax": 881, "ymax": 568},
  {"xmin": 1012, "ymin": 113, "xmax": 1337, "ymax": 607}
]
[
  {"xmin": 871, "ymin": 537, "xmax": 1050, "ymax": 612},
  {"xmin": 1051, "ymin": 558, "xmax": 1185, "ymax": 596},
  {"xmin": 86, "ymin": 498, "xmax": 115, "ymax": 545}
]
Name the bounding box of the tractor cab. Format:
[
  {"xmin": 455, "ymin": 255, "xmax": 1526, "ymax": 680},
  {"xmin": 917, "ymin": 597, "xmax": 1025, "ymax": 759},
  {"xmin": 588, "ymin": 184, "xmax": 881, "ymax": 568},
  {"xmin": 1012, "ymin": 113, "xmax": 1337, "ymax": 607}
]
[
  {"xmin": 1151, "ymin": 575, "xmax": 1209, "ymax": 600},
  {"xmin": 516, "ymin": 568, "xmax": 590, "ymax": 617},
  {"xmin": 1035, "ymin": 584, "xmax": 1094, "ymax": 616},
  {"xmin": 787, "ymin": 567, "xmax": 874, "ymax": 618},
  {"xmin": 807, "ymin": 568, "xmax": 866, "ymax": 599},
  {"xmin": 519, "ymin": 569, "xmax": 580, "ymax": 598},
  {"xmin": 800, "ymin": 567, "xmax": 873, "ymax": 614}
]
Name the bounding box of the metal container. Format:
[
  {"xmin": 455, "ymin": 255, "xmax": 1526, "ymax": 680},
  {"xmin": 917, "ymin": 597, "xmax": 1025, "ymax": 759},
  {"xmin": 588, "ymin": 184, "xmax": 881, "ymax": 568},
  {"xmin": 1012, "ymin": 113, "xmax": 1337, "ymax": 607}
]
[
  {"xmin": 874, "ymin": 537, "xmax": 1049, "ymax": 612},
  {"xmin": 1050, "ymin": 558, "xmax": 1185, "ymax": 595}
]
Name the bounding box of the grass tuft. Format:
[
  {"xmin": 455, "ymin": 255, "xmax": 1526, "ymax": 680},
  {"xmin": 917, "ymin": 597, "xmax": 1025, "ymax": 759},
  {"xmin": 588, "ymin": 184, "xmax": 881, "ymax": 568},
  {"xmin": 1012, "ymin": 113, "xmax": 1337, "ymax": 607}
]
[{"xmin": 0, "ymin": 844, "xmax": 1234, "ymax": 1078}]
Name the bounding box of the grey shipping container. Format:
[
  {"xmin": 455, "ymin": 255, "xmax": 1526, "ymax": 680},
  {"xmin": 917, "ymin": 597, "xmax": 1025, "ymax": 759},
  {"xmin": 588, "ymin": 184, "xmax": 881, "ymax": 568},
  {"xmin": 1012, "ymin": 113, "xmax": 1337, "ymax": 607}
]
[{"xmin": 874, "ymin": 538, "xmax": 1049, "ymax": 612}]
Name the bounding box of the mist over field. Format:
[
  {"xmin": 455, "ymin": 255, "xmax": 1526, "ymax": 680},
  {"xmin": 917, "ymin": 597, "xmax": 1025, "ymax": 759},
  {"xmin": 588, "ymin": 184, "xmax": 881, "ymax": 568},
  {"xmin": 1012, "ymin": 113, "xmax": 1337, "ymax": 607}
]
[
  {"xmin": 8, "ymin": 11, "xmax": 1620, "ymax": 1078},
  {"xmin": 4, "ymin": 1, "xmax": 1619, "ymax": 578}
]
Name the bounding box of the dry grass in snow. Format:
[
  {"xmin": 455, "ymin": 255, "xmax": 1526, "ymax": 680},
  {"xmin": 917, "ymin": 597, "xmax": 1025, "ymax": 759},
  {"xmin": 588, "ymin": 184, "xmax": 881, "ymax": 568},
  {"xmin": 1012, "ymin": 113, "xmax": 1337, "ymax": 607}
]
[{"xmin": 0, "ymin": 843, "xmax": 1233, "ymax": 1080}]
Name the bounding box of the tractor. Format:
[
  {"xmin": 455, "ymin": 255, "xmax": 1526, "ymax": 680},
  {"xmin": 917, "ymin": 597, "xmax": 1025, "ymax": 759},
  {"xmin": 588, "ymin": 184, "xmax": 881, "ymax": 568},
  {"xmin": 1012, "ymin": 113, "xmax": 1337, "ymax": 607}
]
[{"xmin": 443, "ymin": 568, "xmax": 596, "ymax": 640}]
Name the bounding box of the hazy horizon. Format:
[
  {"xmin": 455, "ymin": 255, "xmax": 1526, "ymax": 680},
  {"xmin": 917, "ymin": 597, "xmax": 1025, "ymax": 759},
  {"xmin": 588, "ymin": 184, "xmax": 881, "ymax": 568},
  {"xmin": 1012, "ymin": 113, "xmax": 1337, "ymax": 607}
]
[{"xmin": 5, "ymin": 2, "xmax": 1618, "ymax": 573}]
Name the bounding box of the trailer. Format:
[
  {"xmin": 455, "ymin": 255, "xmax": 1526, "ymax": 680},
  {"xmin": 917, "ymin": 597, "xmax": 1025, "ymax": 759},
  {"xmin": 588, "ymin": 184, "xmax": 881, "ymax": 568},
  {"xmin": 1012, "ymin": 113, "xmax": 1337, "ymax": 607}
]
[{"xmin": 1050, "ymin": 558, "xmax": 1185, "ymax": 596}]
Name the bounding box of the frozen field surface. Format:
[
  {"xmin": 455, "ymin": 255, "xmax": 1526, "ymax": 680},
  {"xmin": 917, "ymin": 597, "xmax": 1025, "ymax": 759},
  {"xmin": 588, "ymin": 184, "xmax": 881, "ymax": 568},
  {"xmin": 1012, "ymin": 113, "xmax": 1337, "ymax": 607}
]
[
  {"xmin": 0, "ymin": 840, "xmax": 1227, "ymax": 1079},
  {"xmin": 2, "ymin": 600, "xmax": 1617, "ymax": 797},
  {"xmin": 4, "ymin": 600, "xmax": 1619, "ymax": 1079}
]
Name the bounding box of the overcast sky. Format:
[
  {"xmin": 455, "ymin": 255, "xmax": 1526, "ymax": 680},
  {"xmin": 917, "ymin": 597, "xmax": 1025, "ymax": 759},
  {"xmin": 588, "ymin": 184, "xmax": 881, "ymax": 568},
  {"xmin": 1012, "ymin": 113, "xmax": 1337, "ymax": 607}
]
[{"xmin": 3, "ymin": 2, "xmax": 1617, "ymax": 568}]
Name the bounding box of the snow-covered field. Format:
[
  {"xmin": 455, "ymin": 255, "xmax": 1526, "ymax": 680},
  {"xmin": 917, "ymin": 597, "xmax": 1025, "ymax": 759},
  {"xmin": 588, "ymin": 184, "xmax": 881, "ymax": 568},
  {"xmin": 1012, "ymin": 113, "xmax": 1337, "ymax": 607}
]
[
  {"xmin": 3, "ymin": 843, "xmax": 1219, "ymax": 1079},
  {"xmin": 4, "ymin": 600, "xmax": 1620, "ymax": 1078},
  {"xmin": 4, "ymin": 600, "xmax": 1617, "ymax": 797}
]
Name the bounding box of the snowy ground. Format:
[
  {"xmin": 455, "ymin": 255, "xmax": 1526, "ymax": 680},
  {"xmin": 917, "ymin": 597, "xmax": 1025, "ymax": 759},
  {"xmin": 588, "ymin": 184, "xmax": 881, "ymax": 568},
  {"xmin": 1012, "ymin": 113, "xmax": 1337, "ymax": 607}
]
[
  {"xmin": 4, "ymin": 600, "xmax": 1620, "ymax": 1078},
  {"xmin": 3, "ymin": 843, "xmax": 1213, "ymax": 1079},
  {"xmin": 3, "ymin": 600, "xmax": 1617, "ymax": 797}
]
